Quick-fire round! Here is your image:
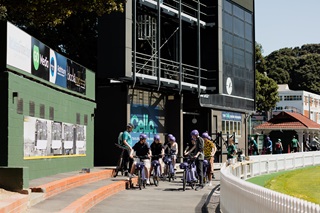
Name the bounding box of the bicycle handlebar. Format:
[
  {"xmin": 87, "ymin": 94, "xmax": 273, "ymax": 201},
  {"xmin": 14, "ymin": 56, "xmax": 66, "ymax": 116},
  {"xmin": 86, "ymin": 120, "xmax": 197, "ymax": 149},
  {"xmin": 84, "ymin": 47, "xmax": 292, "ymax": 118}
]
[{"xmin": 114, "ymin": 143, "xmax": 129, "ymax": 150}]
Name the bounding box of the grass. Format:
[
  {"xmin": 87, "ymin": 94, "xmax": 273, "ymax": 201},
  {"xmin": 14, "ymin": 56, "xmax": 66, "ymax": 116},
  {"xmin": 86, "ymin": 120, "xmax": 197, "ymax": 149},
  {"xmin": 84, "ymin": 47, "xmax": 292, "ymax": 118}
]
[{"xmin": 247, "ymin": 166, "xmax": 320, "ymax": 204}]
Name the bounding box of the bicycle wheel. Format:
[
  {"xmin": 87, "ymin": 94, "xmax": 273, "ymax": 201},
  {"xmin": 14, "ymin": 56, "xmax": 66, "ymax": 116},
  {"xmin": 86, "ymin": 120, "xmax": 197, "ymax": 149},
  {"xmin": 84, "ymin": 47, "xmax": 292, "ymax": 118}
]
[
  {"xmin": 138, "ymin": 170, "xmax": 142, "ymax": 190},
  {"xmin": 153, "ymin": 167, "xmax": 159, "ymax": 186},
  {"xmin": 114, "ymin": 156, "xmax": 123, "ymax": 177},
  {"xmin": 182, "ymin": 170, "xmax": 186, "ymax": 191}
]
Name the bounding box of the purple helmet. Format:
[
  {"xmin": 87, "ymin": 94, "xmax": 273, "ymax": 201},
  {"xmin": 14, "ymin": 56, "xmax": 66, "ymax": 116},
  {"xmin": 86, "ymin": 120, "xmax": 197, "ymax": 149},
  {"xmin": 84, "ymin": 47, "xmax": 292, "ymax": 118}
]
[
  {"xmin": 169, "ymin": 135, "xmax": 176, "ymax": 142},
  {"xmin": 139, "ymin": 133, "xmax": 148, "ymax": 140},
  {"xmin": 167, "ymin": 134, "xmax": 173, "ymax": 138},
  {"xmin": 154, "ymin": 134, "xmax": 160, "ymax": 141},
  {"xmin": 202, "ymin": 132, "xmax": 210, "ymax": 139},
  {"xmin": 266, "ymin": 136, "xmax": 270, "ymax": 140},
  {"xmin": 191, "ymin": 129, "xmax": 199, "ymax": 136}
]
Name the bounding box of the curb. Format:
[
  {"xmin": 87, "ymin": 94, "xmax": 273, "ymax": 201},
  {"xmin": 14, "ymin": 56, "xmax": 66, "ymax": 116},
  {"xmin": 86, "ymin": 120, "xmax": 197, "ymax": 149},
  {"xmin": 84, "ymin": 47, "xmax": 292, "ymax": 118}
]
[
  {"xmin": 0, "ymin": 169, "xmax": 114, "ymax": 212},
  {"xmin": 0, "ymin": 194, "xmax": 29, "ymax": 213},
  {"xmin": 58, "ymin": 181, "xmax": 127, "ymax": 213}
]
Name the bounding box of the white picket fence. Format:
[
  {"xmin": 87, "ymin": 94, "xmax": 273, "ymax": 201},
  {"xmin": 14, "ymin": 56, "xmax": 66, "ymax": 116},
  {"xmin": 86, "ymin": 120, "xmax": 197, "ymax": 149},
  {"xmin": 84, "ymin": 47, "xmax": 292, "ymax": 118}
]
[{"xmin": 220, "ymin": 151, "xmax": 320, "ymax": 213}]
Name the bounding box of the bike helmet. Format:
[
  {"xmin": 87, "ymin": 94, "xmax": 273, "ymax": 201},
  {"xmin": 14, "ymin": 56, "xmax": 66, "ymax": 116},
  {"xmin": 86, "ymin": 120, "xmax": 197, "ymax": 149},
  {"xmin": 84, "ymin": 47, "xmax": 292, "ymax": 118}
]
[
  {"xmin": 190, "ymin": 129, "xmax": 199, "ymax": 136},
  {"xmin": 167, "ymin": 134, "xmax": 173, "ymax": 138},
  {"xmin": 266, "ymin": 136, "xmax": 270, "ymax": 140},
  {"xmin": 139, "ymin": 133, "xmax": 148, "ymax": 140},
  {"xmin": 127, "ymin": 123, "xmax": 134, "ymax": 128},
  {"xmin": 154, "ymin": 134, "xmax": 160, "ymax": 141},
  {"xmin": 169, "ymin": 135, "xmax": 176, "ymax": 142},
  {"xmin": 202, "ymin": 132, "xmax": 210, "ymax": 139}
]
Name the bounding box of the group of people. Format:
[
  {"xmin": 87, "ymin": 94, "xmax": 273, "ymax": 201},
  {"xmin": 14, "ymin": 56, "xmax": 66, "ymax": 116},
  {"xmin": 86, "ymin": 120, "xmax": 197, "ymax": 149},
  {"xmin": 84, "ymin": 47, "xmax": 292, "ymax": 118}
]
[
  {"xmin": 249, "ymin": 135, "xmax": 301, "ymax": 155},
  {"xmin": 118, "ymin": 123, "xmax": 218, "ymax": 190}
]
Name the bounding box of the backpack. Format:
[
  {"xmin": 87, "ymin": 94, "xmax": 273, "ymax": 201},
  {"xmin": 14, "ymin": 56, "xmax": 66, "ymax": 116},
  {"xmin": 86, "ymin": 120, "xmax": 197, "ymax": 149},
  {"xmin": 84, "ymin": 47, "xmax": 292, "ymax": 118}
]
[{"xmin": 117, "ymin": 132, "xmax": 124, "ymax": 146}]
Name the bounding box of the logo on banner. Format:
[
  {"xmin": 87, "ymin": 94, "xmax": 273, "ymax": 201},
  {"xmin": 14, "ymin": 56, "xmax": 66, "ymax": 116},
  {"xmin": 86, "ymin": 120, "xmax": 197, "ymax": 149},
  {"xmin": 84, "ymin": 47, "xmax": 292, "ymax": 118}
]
[
  {"xmin": 33, "ymin": 45, "xmax": 40, "ymax": 70},
  {"xmin": 49, "ymin": 49, "xmax": 57, "ymax": 83}
]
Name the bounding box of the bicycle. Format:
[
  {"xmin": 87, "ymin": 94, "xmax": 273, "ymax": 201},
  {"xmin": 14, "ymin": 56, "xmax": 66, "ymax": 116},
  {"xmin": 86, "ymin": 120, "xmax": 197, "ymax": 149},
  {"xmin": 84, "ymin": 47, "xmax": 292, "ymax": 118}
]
[
  {"xmin": 180, "ymin": 156, "xmax": 198, "ymax": 191},
  {"xmin": 150, "ymin": 155, "xmax": 162, "ymax": 186},
  {"xmin": 132, "ymin": 155, "xmax": 148, "ymax": 190},
  {"xmin": 163, "ymin": 154, "xmax": 175, "ymax": 182},
  {"xmin": 114, "ymin": 143, "xmax": 129, "ymax": 177}
]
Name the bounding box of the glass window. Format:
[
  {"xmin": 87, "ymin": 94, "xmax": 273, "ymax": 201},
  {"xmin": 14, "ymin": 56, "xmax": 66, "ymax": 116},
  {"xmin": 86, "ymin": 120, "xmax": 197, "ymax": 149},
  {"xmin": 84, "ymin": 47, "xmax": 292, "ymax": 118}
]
[
  {"xmin": 223, "ymin": 44, "xmax": 233, "ymax": 63},
  {"xmin": 223, "ymin": 12, "xmax": 233, "ymax": 32},
  {"xmin": 233, "ymin": 18, "xmax": 244, "ymax": 38},
  {"xmin": 245, "ymin": 23, "xmax": 252, "ymax": 40},
  {"xmin": 222, "ymin": 120, "xmax": 226, "ymax": 134},
  {"xmin": 223, "ymin": 31, "xmax": 233, "ymax": 45},
  {"xmin": 234, "ymin": 48, "xmax": 244, "ymax": 67},
  {"xmin": 226, "ymin": 121, "xmax": 229, "ymax": 134},
  {"xmin": 224, "ymin": 0, "xmax": 232, "ymax": 13},
  {"xmin": 245, "ymin": 11, "xmax": 252, "ymax": 24},
  {"xmin": 245, "ymin": 40, "xmax": 253, "ymax": 53},
  {"xmin": 234, "ymin": 36, "xmax": 245, "ymax": 49},
  {"xmin": 233, "ymin": 4, "xmax": 244, "ymax": 19}
]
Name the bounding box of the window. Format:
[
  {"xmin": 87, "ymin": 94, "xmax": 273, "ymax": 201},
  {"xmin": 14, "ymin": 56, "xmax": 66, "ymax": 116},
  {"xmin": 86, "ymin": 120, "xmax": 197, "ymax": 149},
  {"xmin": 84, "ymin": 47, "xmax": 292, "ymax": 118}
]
[{"xmin": 221, "ymin": 120, "xmax": 241, "ymax": 136}]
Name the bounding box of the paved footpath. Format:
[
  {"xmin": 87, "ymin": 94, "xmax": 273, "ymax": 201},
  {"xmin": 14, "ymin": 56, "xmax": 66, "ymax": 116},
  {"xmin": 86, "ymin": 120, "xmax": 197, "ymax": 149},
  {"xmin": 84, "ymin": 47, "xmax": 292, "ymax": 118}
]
[{"xmin": 89, "ymin": 171, "xmax": 220, "ymax": 213}]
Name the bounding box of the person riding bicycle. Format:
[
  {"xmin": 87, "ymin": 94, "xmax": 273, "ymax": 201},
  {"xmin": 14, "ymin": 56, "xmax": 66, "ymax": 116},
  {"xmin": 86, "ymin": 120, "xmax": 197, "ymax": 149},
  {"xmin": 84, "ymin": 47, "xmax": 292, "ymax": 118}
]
[
  {"xmin": 129, "ymin": 134, "xmax": 151, "ymax": 184},
  {"xmin": 164, "ymin": 133, "xmax": 173, "ymax": 155},
  {"xmin": 120, "ymin": 123, "xmax": 134, "ymax": 176},
  {"xmin": 164, "ymin": 135, "xmax": 178, "ymax": 171},
  {"xmin": 202, "ymin": 132, "xmax": 216, "ymax": 185},
  {"xmin": 149, "ymin": 134, "xmax": 164, "ymax": 179},
  {"xmin": 191, "ymin": 129, "xmax": 204, "ymax": 191}
]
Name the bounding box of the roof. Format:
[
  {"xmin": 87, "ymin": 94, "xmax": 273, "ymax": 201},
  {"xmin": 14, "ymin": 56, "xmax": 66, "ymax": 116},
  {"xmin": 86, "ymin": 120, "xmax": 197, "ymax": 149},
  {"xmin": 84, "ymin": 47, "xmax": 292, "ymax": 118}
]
[
  {"xmin": 255, "ymin": 111, "xmax": 320, "ymax": 130},
  {"xmin": 278, "ymin": 84, "xmax": 290, "ymax": 91}
]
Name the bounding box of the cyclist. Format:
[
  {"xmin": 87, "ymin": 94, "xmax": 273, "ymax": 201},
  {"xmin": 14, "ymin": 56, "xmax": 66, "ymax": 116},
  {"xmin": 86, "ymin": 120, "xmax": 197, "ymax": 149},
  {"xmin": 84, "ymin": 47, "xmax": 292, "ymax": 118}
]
[
  {"xmin": 120, "ymin": 123, "xmax": 134, "ymax": 176},
  {"xmin": 164, "ymin": 133, "xmax": 173, "ymax": 155},
  {"xmin": 191, "ymin": 129, "xmax": 204, "ymax": 191},
  {"xmin": 149, "ymin": 134, "xmax": 164, "ymax": 179},
  {"xmin": 202, "ymin": 132, "xmax": 216, "ymax": 186},
  {"xmin": 129, "ymin": 133, "xmax": 151, "ymax": 184},
  {"xmin": 164, "ymin": 135, "xmax": 178, "ymax": 170}
]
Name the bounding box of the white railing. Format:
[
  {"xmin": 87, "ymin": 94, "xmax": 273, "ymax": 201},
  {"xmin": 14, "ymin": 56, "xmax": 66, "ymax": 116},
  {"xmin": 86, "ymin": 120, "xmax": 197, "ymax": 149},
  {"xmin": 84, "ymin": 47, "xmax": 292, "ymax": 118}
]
[{"xmin": 220, "ymin": 151, "xmax": 320, "ymax": 213}]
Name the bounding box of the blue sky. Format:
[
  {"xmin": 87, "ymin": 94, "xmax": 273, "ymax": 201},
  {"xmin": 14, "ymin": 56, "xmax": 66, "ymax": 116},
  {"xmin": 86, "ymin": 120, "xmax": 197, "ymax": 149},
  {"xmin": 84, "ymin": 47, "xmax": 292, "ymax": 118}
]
[{"xmin": 255, "ymin": 0, "xmax": 320, "ymax": 56}]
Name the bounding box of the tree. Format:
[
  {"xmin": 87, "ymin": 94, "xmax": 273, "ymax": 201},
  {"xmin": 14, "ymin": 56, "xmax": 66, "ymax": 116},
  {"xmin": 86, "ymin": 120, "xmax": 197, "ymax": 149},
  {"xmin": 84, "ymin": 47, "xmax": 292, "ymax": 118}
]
[
  {"xmin": 264, "ymin": 44, "xmax": 320, "ymax": 94},
  {"xmin": 255, "ymin": 42, "xmax": 267, "ymax": 74},
  {"xmin": 256, "ymin": 71, "xmax": 280, "ymax": 113},
  {"xmin": 0, "ymin": 0, "xmax": 125, "ymax": 70}
]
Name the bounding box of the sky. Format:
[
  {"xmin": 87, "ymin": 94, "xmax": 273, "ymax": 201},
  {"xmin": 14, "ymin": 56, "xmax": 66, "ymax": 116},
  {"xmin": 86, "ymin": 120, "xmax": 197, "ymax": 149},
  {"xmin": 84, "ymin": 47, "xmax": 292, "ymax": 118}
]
[{"xmin": 255, "ymin": 0, "xmax": 320, "ymax": 56}]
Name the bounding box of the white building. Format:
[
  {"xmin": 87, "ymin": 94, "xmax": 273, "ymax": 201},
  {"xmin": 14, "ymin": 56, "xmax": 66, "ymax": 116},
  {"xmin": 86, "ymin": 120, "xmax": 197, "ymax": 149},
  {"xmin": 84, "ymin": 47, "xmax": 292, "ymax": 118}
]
[{"xmin": 274, "ymin": 84, "xmax": 320, "ymax": 124}]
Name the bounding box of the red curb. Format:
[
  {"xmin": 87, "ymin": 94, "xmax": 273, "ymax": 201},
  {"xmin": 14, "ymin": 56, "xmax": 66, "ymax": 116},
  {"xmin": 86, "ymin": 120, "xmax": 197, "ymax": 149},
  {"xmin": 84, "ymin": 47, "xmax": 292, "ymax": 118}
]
[
  {"xmin": 0, "ymin": 194, "xmax": 28, "ymax": 213},
  {"xmin": 58, "ymin": 180, "xmax": 128, "ymax": 213},
  {"xmin": 30, "ymin": 169, "xmax": 113, "ymax": 199}
]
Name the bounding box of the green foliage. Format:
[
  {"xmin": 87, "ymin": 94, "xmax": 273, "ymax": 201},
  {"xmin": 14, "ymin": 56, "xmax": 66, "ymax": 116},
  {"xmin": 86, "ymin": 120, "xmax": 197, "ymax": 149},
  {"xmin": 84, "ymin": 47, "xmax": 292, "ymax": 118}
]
[
  {"xmin": 265, "ymin": 44, "xmax": 320, "ymax": 94},
  {"xmin": 256, "ymin": 71, "xmax": 280, "ymax": 112},
  {"xmin": 0, "ymin": 0, "xmax": 125, "ymax": 70}
]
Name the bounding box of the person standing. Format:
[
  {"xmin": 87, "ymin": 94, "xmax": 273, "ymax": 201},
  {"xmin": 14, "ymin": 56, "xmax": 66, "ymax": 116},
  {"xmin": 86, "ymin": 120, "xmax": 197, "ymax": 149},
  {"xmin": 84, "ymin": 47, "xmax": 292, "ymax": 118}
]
[
  {"xmin": 227, "ymin": 138, "xmax": 237, "ymax": 164},
  {"xmin": 250, "ymin": 137, "xmax": 258, "ymax": 155},
  {"xmin": 202, "ymin": 132, "xmax": 217, "ymax": 185},
  {"xmin": 121, "ymin": 123, "xmax": 134, "ymax": 175},
  {"xmin": 291, "ymin": 135, "xmax": 300, "ymax": 153},
  {"xmin": 274, "ymin": 138, "xmax": 283, "ymax": 154},
  {"xmin": 191, "ymin": 129, "xmax": 204, "ymax": 191},
  {"xmin": 265, "ymin": 137, "xmax": 273, "ymax": 154}
]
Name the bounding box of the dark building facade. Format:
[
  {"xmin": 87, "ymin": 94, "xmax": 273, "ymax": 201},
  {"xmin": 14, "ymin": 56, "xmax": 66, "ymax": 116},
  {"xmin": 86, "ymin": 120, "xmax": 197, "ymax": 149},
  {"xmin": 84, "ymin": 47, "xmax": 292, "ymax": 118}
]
[{"xmin": 95, "ymin": 0, "xmax": 255, "ymax": 165}]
